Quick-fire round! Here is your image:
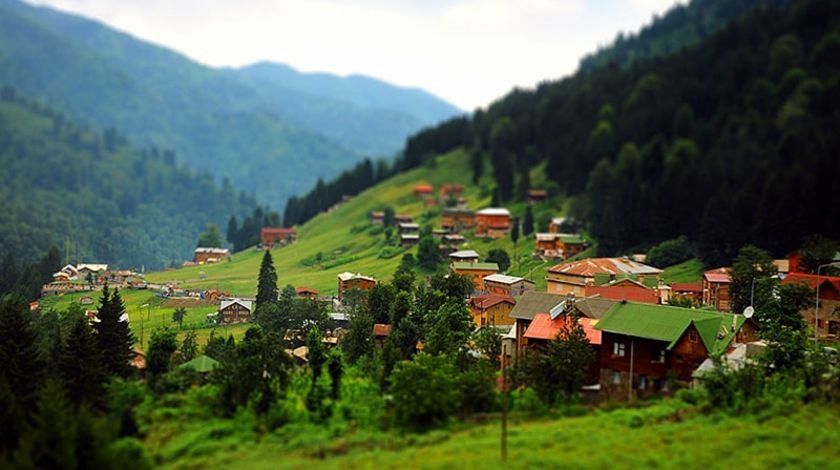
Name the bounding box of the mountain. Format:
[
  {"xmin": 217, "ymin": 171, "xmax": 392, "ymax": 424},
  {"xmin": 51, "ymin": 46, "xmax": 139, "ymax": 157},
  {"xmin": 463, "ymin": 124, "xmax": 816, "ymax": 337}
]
[
  {"xmin": 0, "ymin": 87, "xmax": 261, "ymax": 269},
  {"xmin": 0, "ymin": 0, "xmax": 461, "ymax": 208},
  {"xmin": 290, "ymin": 0, "xmax": 840, "ymax": 266}
]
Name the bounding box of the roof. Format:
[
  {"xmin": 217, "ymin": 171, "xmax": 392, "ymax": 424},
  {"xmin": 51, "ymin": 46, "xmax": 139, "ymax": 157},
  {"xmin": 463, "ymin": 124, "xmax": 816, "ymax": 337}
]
[
  {"xmin": 178, "ymin": 355, "xmax": 220, "ymax": 373},
  {"xmin": 535, "ymin": 233, "xmax": 558, "ymax": 241},
  {"xmin": 373, "ymin": 324, "xmax": 392, "ymax": 337},
  {"xmin": 442, "ymin": 206, "xmax": 474, "ymax": 215},
  {"xmin": 559, "ymin": 235, "xmax": 586, "ymax": 245},
  {"xmin": 594, "ymin": 302, "xmax": 745, "ymax": 355},
  {"xmin": 573, "ymin": 296, "xmax": 618, "ymax": 319},
  {"xmin": 476, "ymin": 207, "xmax": 511, "ymax": 217},
  {"xmin": 220, "ymin": 299, "xmax": 253, "ymax": 311},
  {"xmin": 261, "ymin": 227, "xmax": 296, "ymax": 234},
  {"xmin": 527, "ymin": 189, "xmax": 547, "ymax": 197},
  {"xmin": 670, "ymin": 282, "xmax": 703, "ymax": 293},
  {"xmin": 452, "ymin": 262, "xmax": 499, "ymax": 271},
  {"xmin": 584, "ymin": 284, "xmax": 659, "ymax": 304},
  {"xmin": 704, "ymin": 267, "xmax": 731, "ymax": 284},
  {"xmin": 449, "ymin": 250, "xmax": 479, "ymax": 259},
  {"xmin": 509, "ymin": 291, "xmax": 567, "ymax": 320},
  {"xmin": 782, "ymin": 272, "xmax": 840, "ymax": 293},
  {"xmin": 414, "ymin": 184, "xmax": 434, "ymax": 192},
  {"xmin": 338, "ymin": 272, "xmax": 376, "ymax": 282},
  {"xmin": 398, "ymin": 222, "xmax": 419, "ymax": 229},
  {"xmin": 195, "ymin": 247, "xmax": 230, "ymax": 255},
  {"xmin": 469, "ymin": 294, "xmax": 516, "ymax": 310},
  {"xmin": 400, "ymin": 234, "xmax": 419, "ymax": 240},
  {"xmin": 523, "ymin": 313, "xmax": 601, "ymax": 344},
  {"xmin": 77, "ymin": 263, "xmax": 108, "ymax": 272},
  {"xmin": 483, "ymin": 274, "xmax": 533, "ymax": 285},
  {"xmin": 548, "ymin": 258, "xmax": 662, "ymax": 276},
  {"xmin": 296, "ymin": 286, "xmax": 319, "ymax": 295}
]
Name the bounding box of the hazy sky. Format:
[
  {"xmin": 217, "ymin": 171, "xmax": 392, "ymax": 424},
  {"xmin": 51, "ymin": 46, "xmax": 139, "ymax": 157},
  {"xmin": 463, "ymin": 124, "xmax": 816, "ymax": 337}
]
[{"xmin": 28, "ymin": 0, "xmax": 681, "ymax": 110}]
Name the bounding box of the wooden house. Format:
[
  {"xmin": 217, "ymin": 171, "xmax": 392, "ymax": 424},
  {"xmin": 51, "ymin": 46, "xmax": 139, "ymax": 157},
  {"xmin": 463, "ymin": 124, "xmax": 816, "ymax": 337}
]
[
  {"xmin": 440, "ymin": 183, "xmax": 465, "ymax": 201},
  {"xmin": 399, "ymin": 233, "xmax": 419, "ymax": 247},
  {"xmin": 483, "ymin": 274, "xmax": 535, "ymax": 297},
  {"xmin": 584, "ymin": 278, "xmax": 660, "ymax": 304},
  {"xmin": 523, "ymin": 313, "xmax": 602, "ymax": 385},
  {"xmin": 782, "ymin": 272, "xmax": 840, "ymax": 339},
  {"xmin": 261, "ymin": 227, "xmax": 297, "ymax": 248},
  {"xmin": 548, "ymin": 217, "xmax": 582, "ymax": 234},
  {"xmin": 194, "ymin": 247, "xmax": 231, "ymax": 264},
  {"xmin": 398, "ymin": 222, "xmax": 419, "ymax": 234},
  {"xmin": 218, "ymin": 299, "xmax": 253, "ymax": 324},
  {"xmin": 702, "ymin": 268, "xmax": 731, "ymax": 312},
  {"xmin": 373, "ymin": 323, "xmax": 392, "ymax": 348},
  {"xmin": 441, "ymin": 206, "xmax": 476, "ymax": 232},
  {"xmin": 526, "ymin": 189, "xmax": 547, "ymax": 204},
  {"xmin": 413, "ymin": 184, "xmax": 434, "ymax": 199},
  {"xmin": 77, "ymin": 263, "xmax": 108, "ymax": 280},
  {"xmin": 394, "ymin": 214, "xmax": 413, "ymax": 224},
  {"xmin": 296, "ymin": 286, "xmax": 319, "ymax": 300},
  {"xmin": 533, "ymin": 233, "xmax": 587, "ymax": 259},
  {"xmin": 449, "ymin": 250, "xmax": 480, "ymax": 266},
  {"xmin": 594, "ymin": 301, "xmax": 758, "ymax": 401},
  {"xmin": 452, "ymin": 262, "xmax": 499, "ymax": 290},
  {"xmin": 475, "ymin": 208, "xmax": 512, "ymax": 238},
  {"xmin": 368, "ymin": 211, "xmax": 385, "ymax": 225},
  {"xmin": 669, "ymin": 283, "xmax": 703, "ymax": 306},
  {"xmin": 468, "ymin": 294, "xmax": 516, "ymax": 327},
  {"xmin": 337, "ymin": 272, "xmax": 377, "ymax": 303},
  {"xmin": 546, "ymin": 258, "xmax": 662, "ymax": 296}
]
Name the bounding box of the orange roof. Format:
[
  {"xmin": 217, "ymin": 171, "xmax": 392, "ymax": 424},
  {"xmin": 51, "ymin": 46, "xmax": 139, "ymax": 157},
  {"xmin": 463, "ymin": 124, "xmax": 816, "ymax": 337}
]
[
  {"xmin": 548, "ymin": 258, "xmax": 661, "ymax": 276},
  {"xmin": 782, "ymin": 272, "xmax": 840, "ymax": 293},
  {"xmin": 704, "ymin": 267, "xmax": 731, "ymax": 284},
  {"xmin": 262, "ymin": 227, "xmax": 296, "ymax": 235},
  {"xmin": 523, "ymin": 313, "xmax": 601, "ymax": 345},
  {"xmin": 469, "ymin": 294, "xmax": 516, "ymax": 310},
  {"xmin": 296, "ymin": 286, "xmax": 319, "ymax": 295},
  {"xmin": 373, "ymin": 324, "xmax": 392, "ymax": 337},
  {"xmin": 670, "ymin": 282, "xmax": 703, "ymax": 293},
  {"xmin": 584, "ymin": 285, "xmax": 659, "ymax": 304},
  {"xmin": 414, "ymin": 184, "xmax": 434, "ymax": 193}
]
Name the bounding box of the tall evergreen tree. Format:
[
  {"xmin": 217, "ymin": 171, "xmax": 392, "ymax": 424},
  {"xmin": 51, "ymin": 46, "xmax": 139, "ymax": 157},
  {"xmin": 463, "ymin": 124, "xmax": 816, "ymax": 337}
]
[
  {"xmin": 60, "ymin": 316, "xmax": 106, "ymax": 409},
  {"xmin": 0, "ymin": 294, "xmax": 44, "ymax": 409},
  {"xmin": 256, "ymin": 250, "xmax": 278, "ymax": 308},
  {"xmin": 523, "ymin": 206, "xmax": 535, "ymax": 236},
  {"xmin": 94, "ymin": 286, "xmax": 134, "ymax": 378}
]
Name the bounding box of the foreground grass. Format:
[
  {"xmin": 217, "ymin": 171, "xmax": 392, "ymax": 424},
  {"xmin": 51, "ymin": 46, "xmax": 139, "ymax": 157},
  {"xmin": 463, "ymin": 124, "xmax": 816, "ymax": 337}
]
[{"xmin": 150, "ymin": 400, "xmax": 840, "ymax": 469}]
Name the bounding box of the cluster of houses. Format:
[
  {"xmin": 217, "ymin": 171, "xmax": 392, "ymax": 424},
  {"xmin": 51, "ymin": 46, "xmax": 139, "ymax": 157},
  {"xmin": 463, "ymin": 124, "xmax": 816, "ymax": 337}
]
[
  {"xmin": 42, "ymin": 263, "xmax": 145, "ymax": 296},
  {"xmin": 533, "ymin": 217, "xmax": 588, "ymax": 261}
]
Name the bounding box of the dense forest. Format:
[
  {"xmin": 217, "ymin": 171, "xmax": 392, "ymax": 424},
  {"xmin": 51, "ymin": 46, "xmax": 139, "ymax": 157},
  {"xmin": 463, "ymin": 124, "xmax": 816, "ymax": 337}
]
[
  {"xmin": 0, "ymin": 88, "xmax": 261, "ymax": 269},
  {"xmin": 0, "ymin": 0, "xmax": 460, "ymax": 208},
  {"xmin": 288, "ymin": 0, "xmax": 840, "ymax": 266}
]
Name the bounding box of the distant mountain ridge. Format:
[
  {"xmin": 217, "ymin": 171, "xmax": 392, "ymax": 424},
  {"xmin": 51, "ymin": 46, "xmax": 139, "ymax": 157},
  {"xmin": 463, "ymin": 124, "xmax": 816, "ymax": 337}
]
[{"xmin": 0, "ymin": 0, "xmax": 461, "ymax": 207}]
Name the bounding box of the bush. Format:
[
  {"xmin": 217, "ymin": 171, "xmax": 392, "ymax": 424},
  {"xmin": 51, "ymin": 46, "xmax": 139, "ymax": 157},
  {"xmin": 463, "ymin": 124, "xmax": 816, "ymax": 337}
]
[
  {"xmin": 389, "ymin": 353, "xmax": 458, "ymax": 431},
  {"xmin": 105, "ymin": 438, "xmax": 153, "ymax": 470},
  {"xmin": 511, "ymin": 388, "xmax": 545, "ymax": 417},
  {"xmin": 646, "ymin": 235, "xmax": 693, "ymax": 268}
]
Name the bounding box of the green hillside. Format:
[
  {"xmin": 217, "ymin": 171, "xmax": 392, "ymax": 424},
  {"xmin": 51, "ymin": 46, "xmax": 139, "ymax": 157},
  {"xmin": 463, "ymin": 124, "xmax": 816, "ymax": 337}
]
[
  {"xmin": 0, "ymin": 0, "xmax": 460, "ymax": 207},
  {"xmin": 145, "ymin": 150, "xmax": 559, "ymax": 297}
]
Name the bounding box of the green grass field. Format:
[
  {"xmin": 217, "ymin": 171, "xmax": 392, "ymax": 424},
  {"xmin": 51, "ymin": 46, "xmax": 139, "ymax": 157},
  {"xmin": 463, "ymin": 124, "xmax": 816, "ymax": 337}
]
[
  {"xmin": 662, "ymin": 258, "xmax": 705, "ymax": 284},
  {"xmin": 150, "ymin": 401, "xmax": 840, "ymax": 469}
]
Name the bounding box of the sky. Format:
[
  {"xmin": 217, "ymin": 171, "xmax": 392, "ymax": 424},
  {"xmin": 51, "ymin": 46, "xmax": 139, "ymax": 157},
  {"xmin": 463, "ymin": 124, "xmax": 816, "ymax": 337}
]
[{"xmin": 27, "ymin": 0, "xmax": 682, "ymax": 111}]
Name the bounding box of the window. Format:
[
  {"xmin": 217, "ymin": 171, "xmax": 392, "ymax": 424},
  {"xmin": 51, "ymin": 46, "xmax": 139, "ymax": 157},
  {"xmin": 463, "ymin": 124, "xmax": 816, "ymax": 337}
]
[
  {"xmin": 652, "ymin": 348, "xmax": 666, "ymax": 363},
  {"xmin": 689, "ymin": 331, "xmax": 698, "ymax": 343},
  {"xmin": 613, "ymin": 341, "xmax": 626, "ymax": 357},
  {"xmin": 612, "ymin": 370, "xmax": 621, "ymax": 384},
  {"xmin": 638, "ymin": 375, "xmax": 647, "ymax": 390}
]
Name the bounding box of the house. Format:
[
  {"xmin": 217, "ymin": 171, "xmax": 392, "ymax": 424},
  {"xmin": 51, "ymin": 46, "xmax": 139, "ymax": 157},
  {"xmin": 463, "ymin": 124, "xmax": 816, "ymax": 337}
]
[
  {"xmin": 261, "ymin": 227, "xmax": 297, "ymax": 248},
  {"xmin": 669, "ymin": 283, "xmax": 703, "ymax": 306},
  {"xmin": 702, "ymin": 268, "xmax": 731, "ymax": 312},
  {"xmin": 546, "ymin": 258, "xmax": 662, "ymax": 296},
  {"xmin": 449, "ymin": 250, "xmax": 480, "ymax": 266},
  {"xmin": 468, "ymin": 294, "xmax": 516, "ymax": 327},
  {"xmin": 368, "ymin": 211, "xmax": 385, "ymax": 225},
  {"xmin": 77, "ymin": 263, "xmax": 108, "ymax": 280},
  {"xmin": 509, "ymin": 291, "xmax": 570, "ymax": 357},
  {"xmin": 475, "ymin": 208, "xmax": 512, "ymax": 238},
  {"xmin": 451, "ymin": 262, "xmax": 499, "ymax": 290},
  {"xmin": 548, "ymin": 217, "xmax": 582, "ymax": 234},
  {"xmin": 781, "ymin": 272, "xmax": 840, "ymax": 338},
  {"xmin": 194, "ymin": 247, "xmax": 231, "ymax": 264},
  {"xmin": 218, "ymin": 299, "xmax": 253, "ymax": 324},
  {"xmin": 373, "ymin": 323, "xmax": 392, "ymax": 348},
  {"xmin": 394, "ymin": 214, "xmax": 413, "ymax": 224},
  {"xmin": 398, "ymin": 222, "xmax": 419, "ymax": 234},
  {"xmin": 441, "ymin": 206, "xmax": 476, "ymax": 232},
  {"xmin": 441, "ymin": 234, "xmax": 466, "ymax": 251},
  {"xmin": 439, "ymin": 183, "xmax": 465, "ymax": 201},
  {"xmin": 399, "ymin": 233, "xmax": 419, "ymax": 247},
  {"xmin": 526, "ymin": 189, "xmax": 547, "ymax": 203},
  {"xmin": 413, "ymin": 184, "xmax": 434, "ymax": 199},
  {"xmin": 337, "ymin": 272, "xmax": 377, "ymax": 303},
  {"xmin": 522, "ymin": 313, "xmax": 602, "ymax": 385},
  {"xmin": 594, "ymin": 301, "xmax": 759, "ymax": 401},
  {"xmin": 296, "ymin": 286, "xmax": 319, "ymax": 300},
  {"xmin": 533, "ymin": 233, "xmax": 587, "ymax": 259},
  {"xmin": 483, "ymin": 274, "xmax": 535, "ymax": 297},
  {"xmin": 53, "ymin": 264, "xmax": 79, "ymax": 281},
  {"xmin": 584, "ymin": 278, "xmax": 660, "ymax": 304}
]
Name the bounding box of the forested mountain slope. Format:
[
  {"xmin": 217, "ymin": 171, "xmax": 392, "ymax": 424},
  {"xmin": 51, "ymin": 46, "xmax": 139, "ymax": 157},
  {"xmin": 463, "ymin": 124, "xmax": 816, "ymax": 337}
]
[
  {"xmin": 0, "ymin": 0, "xmax": 460, "ymax": 207},
  {"xmin": 0, "ymin": 88, "xmax": 259, "ymax": 269},
  {"xmin": 325, "ymin": 0, "xmax": 839, "ymax": 266}
]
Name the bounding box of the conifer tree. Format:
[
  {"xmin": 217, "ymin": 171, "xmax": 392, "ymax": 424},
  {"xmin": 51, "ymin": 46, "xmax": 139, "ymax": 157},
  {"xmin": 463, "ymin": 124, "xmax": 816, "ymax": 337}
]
[
  {"xmin": 0, "ymin": 294, "xmax": 44, "ymax": 408},
  {"xmin": 60, "ymin": 316, "xmax": 106, "ymax": 408},
  {"xmin": 256, "ymin": 250, "xmax": 278, "ymax": 308},
  {"xmin": 523, "ymin": 206, "xmax": 535, "ymax": 236},
  {"xmin": 94, "ymin": 286, "xmax": 134, "ymax": 378}
]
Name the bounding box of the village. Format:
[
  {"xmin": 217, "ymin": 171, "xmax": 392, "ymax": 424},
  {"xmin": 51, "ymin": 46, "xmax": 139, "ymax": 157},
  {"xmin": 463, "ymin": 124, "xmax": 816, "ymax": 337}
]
[{"xmin": 38, "ymin": 180, "xmax": 840, "ymax": 403}]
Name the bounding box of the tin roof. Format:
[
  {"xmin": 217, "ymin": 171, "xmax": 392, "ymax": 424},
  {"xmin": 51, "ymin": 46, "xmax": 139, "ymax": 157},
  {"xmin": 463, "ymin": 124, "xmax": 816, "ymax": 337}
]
[
  {"xmin": 483, "ymin": 274, "xmax": 533, "ymax": 285},
  {"xmin": 548, "ymin": 257, "xmax": 661, "ymax": 276},
  {"xmin": 524, "ymin": 313, "xmax": 602, "ymax": 344},
  {"xmin": 476, "ymin": 207, "xmax": 511, "ymax": 217},
  {"xmin": 452, "ymin": 262, "xmax": 499, "ymax": 271}
]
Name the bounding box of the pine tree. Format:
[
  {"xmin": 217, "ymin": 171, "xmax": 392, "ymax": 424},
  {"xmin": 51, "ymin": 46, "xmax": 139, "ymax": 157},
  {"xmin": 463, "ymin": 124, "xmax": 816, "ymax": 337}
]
[
  {"xmin": 60, "ymin": 316, "xmax": 106, "ymax": 409},
  {"xmin": 523, "ymin": 206, "xmax": 535, "ymax": 236},
  {"xmin": 94, "ymin": 286, "xmax": 134, "ymax": 378},
  {"xmin": 511, "ymin": 218, "xmax": 520, "ymax": 246},
  {"xmin": 256, "ymin": 250, "xmax": 278, "ymax": 308},
  {"xmin": 0, "ymin": 294, "xmax": 44, "ymax": 408}
]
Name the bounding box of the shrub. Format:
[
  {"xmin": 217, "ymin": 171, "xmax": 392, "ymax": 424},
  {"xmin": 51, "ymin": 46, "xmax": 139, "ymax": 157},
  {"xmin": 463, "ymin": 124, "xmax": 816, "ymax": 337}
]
[
  {"xmin": 389, "ymin": 353, "xmax": 458, "ymax": 431},
  {"xmin": 646, "ymin": 236, "xmax": 693, "ymax": 268}
]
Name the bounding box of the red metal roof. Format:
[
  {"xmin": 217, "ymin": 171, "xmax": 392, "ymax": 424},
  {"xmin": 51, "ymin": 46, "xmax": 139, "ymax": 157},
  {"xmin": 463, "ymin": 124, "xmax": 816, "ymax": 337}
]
[
  {"xmin": 414, "ymin": 184, "xmax": 434, "ymax": 193},
  {"xmin": 548, "ymin": 258, "xmax": 661, "ymax": 276},
  {"xmin": 296, "ymin": 286, "xmax": 319, "ymax": 295},
  {"xmin": 523, "ymin": 313, "xmax": 602, "ymax": 344},
  {"xmin": 782, "ymin": 272, "xmax": 840, "ymax": 294},
  {"xmin": 262, "ymin": 227, "xmax": 296, "ymax": 235},
  {"xmin": 469, "ymin": 294, "xmax": 516, "ymax": 310},
  {"xmin": 704, "ymin": 267, "xmax": 731, "ymax": 284},
  {"xmin": 670, "ymin": 282, "xmax": 703, "ymax": 293},
  {"xmin": 584, "ymin": 285, "xmax": 659, "ymax": 304}
]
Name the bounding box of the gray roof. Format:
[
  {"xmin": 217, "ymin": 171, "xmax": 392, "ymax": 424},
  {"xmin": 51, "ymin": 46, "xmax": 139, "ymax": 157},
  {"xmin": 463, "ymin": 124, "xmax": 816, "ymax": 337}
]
[
  {"xmin": 573, "ymin": 295, "xmax": 618, "ymax": 320},
  {"xmin": 509, "ymin": 291, "xmax": 567, "ymax": 320}
]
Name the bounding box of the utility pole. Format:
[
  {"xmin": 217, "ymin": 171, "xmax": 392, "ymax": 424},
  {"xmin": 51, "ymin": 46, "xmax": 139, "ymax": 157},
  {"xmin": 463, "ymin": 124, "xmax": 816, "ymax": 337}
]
[{"xmin": 501, "ymin": 341, "xmax": 508, "ymax": 462}]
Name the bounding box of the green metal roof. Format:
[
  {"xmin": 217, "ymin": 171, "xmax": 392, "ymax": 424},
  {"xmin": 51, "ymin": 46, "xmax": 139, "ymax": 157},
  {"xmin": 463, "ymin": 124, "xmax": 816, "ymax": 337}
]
[
  {"xmin": 178, "ymin": 355, "xmax": 220, "ymax": 373},
  {"xmin": 594, "ymin": 302, "xmax": 745, "ymax": 355},
  {"xmin": 559, "ymin": 235, "xmax": 586, "ymax": 244},
  {"xmin": 452, "ymin": 262, "xmax": 499, "ymax": 271}
]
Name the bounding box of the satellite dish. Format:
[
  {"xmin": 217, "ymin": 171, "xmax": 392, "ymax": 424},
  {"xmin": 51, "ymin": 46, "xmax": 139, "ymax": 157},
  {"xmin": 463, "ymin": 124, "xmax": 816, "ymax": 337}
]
[{"xmin": 743, "ymin": 306, "xmax": 754, "ymax": 319}]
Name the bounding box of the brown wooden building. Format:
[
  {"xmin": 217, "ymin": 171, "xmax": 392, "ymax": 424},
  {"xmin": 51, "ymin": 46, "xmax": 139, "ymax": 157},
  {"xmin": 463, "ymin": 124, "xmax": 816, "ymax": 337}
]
[
  {"xmin": 546, "ymin": 258, "xmax": 661, "ymax": 296},
  {"xmin": 475, "ymin": 208, "xmax": 512, "ymax": 238},
  {"xmin": 261, "ymin": 227, "xmax": 297, "ymax": 248},
  {"xmin": 337, "ymin": 272, "xmax": 377, "ymax": 303},
  {"xmin": 483, "ymin": 274, "xmax": 536, "ymax": 297},
  {"xmin": 451, "ymin": 262, "xmax": 499, "ymax": 290},
  {"xmin": 441, "ymin": 206, "xmax": 476, "ymax": 232},
  {"xmin": 782, "ymin": 272, "xmax": 840, "ymax": 339},
  {"xmin": 702, "ymin": 268, "xmax": 732, "ymax": 312},
  {"xmin": 468, "ymin": 294, "xmax": 516, "ymax": 327},
  {"xmin": 217, "ymin": 299, "xmax": 253, "ymax": 324},
  {"xmin": 194, "ymin": 247, "xmax": 231, "ymax": 264}
]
